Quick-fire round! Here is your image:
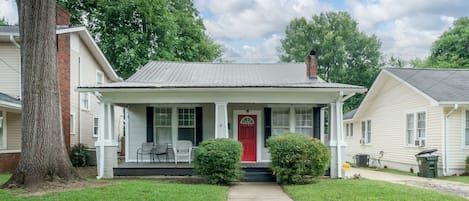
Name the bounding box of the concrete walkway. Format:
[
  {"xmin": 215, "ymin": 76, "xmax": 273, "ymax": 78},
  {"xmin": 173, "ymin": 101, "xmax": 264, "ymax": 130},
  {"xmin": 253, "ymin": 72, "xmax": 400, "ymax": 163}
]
[
  {"xmin": 227, "ymin": 182, "xmax": 293, "ymax": 201},
  {"xmin": 349, "ymin": 168, "xmax": 469, "ymax": 199}
]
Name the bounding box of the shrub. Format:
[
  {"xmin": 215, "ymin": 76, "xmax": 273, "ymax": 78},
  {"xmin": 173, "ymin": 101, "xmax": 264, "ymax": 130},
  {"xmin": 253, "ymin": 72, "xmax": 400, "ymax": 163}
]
[
  {"xmin": 194, "ymin": 138, "xmax": 242, "ymax": 185},
  {"xmin": 267, "ymin": 133, "xmax": 330, "ymax": 184},
  {"xmin": 71, "ymin": 143, "xmax": 90, "ymax": 167}
]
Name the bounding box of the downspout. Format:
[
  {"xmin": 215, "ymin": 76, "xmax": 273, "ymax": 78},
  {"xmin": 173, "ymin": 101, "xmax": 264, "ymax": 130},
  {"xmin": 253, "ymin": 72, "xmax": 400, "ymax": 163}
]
[
  {"xmin": 443, "ymin": 104, "xmax": 458, "ymax": 176},
  {"xmin": 10, "ymin": 35, "xmax": 21, "ymax": 98}
]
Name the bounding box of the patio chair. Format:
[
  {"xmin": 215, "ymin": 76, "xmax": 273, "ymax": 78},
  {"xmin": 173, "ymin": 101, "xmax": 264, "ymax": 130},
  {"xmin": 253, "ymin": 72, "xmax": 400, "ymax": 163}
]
[
  {"xmin": 174, "ymin": 140, "xmax": 192, "ymax": 164},
  {"xmin": 136, "ymin": 142, "xmax": 155, "ymax": 164},
  {"xmin": 154, "ymin": 143, "xmax": 169, "ymax": 162},
  {"xmin": 370, "ymin": 150, "xmax": 384, "ymax": 168}
]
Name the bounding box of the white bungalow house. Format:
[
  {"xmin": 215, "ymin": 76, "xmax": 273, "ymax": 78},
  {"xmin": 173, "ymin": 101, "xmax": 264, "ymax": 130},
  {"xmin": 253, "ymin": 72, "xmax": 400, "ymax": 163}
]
[
  {"xmin": 78, "ymin": 51, "xmax": 367, "ymax": 179},
  {"xmin": 344, "ymin": 68, "xmax": 469, "ymax": 176}
]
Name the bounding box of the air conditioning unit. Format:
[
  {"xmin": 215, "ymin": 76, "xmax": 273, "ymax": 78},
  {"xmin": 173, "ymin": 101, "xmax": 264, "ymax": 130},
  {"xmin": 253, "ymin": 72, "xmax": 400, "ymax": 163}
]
[{"xmin": 414, "ymin": 139, "xmax": 425, "ymax": 147}]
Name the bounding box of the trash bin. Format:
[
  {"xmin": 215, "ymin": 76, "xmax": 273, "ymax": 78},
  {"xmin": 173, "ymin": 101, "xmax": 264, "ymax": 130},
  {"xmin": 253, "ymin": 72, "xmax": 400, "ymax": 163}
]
[
  {"xmin": 355, "ymin": 154, "xmax": 370, "ymax": 167},
  {"xmin": 415, "ymin": 149, "xmax": 438, "ymax": 178}
]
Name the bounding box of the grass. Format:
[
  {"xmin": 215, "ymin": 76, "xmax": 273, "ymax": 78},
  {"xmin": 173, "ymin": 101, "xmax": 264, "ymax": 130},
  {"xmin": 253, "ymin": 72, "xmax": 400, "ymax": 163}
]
[
  {"xmin": 0, "ymin": 174, "xmax": 228, "ymax": 201},
  {"xmin": 439, "ymin": 176, "xmax": 469, "ymax": 184},
  {"xmin": 284, "ymin": 179, "xmax": 467, "ymax": 201},
  {"xmin": 366, "ymin": 167, "xmax": 417, "ymax": 176}
]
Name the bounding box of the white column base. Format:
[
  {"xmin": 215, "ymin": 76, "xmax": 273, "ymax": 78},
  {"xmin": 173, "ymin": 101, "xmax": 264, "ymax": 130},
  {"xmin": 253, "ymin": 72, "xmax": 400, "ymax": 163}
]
[
  {"xmin": 95, "ymin": 141, "xmax": 118, "ymax": 179},
  {"xmin": 329, "ymin": 145, "xmax": 347, "ymax": 178}
]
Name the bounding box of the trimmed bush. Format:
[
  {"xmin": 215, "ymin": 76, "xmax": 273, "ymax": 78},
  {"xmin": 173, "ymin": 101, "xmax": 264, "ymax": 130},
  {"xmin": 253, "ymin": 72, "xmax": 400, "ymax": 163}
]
[
  {"xmin": 194, "ymin": 138, "xmax": 242, "ymax": 185},
  {"xmin": 71, "ymin": 143, "xmax": 90, "ymax": 167},
  {"xmin": 267, "ymin": 133, "xmax": 330, "ymax": 184}
]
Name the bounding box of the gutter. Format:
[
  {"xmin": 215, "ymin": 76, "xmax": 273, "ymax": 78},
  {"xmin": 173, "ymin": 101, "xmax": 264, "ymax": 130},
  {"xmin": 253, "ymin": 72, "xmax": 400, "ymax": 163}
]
[{"xmin": 443, "ymin": 104, "xmax": 458, "ymax": 176}]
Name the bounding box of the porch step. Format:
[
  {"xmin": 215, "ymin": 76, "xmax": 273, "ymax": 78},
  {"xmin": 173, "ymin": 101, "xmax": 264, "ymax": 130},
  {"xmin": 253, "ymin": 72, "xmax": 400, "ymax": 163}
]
[{"xmin": 242, "ymin": 167, "xmax": 275, "ymax": 182}]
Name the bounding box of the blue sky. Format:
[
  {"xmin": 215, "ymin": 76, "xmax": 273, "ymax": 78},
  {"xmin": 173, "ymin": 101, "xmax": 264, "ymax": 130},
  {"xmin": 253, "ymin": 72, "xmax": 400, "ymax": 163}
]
[{"xmin": 1, "ymin": 0, "xmax": 468, "ymax": 63}]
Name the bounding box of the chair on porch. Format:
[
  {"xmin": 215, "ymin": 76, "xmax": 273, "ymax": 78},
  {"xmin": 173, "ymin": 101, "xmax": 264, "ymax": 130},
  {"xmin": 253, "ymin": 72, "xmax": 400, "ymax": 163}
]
[
  {"xmin": 137, "ymin": 142, "xmax": 155, "ymax": 164},
  {"xmin": 174, "ymin": 140, "xmax": 192, "ymax": 164},
  {"xmin": 154, "ymin": 143, "xmax": 169, "ymax": 162}
]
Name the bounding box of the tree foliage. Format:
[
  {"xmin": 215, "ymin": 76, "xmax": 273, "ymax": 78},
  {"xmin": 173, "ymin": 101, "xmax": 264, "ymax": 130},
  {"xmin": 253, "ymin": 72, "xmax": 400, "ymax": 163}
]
[
  {"xmin": 59, "ymin": 0, "xmax": 221, "ymax": 79},
  {"xmin": 0, "ymin": 17, "xmax": 7, "ymax": 25},
  {"xmin": 280, "ymin": 12, "xmax": 382, "ymax": 111},
  {"xmin": 427, "ymin": 17, "xmax": 469, "ymax": 68}
]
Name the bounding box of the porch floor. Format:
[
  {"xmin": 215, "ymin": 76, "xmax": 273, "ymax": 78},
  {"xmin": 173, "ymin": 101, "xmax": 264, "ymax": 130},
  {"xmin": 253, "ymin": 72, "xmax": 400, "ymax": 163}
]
[{"xmin": 114, "ymin": 162, "xmax": 274, "ymax": 182}]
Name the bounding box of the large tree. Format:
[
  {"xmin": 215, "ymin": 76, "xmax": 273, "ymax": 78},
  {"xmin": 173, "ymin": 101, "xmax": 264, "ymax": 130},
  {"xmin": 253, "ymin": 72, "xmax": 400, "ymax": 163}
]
[
  {"xmin": 427, "ymin": 17, "xmax": 469, "ymax": 68},
  {"xmin": 280, "ymin": 12, "xmax": 382, "ymax": 111},
  {"xmin": 2, "ymin": 0, "xmax": 80, "ymax": 190},
  {"xmin": 59, "ymin": 0, "xmax": 221, "ymax": 79}
]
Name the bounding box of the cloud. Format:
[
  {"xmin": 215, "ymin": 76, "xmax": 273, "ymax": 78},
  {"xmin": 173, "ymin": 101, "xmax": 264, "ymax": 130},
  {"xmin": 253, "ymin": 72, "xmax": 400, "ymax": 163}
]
[
  {"xmin": 198, "ymin": 0, "xmax": 332, "ymax": 40},
  {"xmin": 0, "ymin": 0, "xmax": 17, "ymax": 25},
  {"xmin": 221, "ymin": 34, "xmax": 282, "ymax": 63}
]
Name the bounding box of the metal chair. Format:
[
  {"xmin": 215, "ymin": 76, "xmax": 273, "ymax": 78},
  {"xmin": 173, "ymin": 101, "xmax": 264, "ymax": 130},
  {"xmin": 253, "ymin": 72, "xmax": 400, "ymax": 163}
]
[
  {"xmin": 136, "ymin": 142, "xmax": 154, "ymax": 164},
  {"xmin": 154, "ymin": 143, "xmax": 169, "ymax": 162},
  {"xmin": 174, "ymin": 140, "xmax": 192, "ymax": 164}
]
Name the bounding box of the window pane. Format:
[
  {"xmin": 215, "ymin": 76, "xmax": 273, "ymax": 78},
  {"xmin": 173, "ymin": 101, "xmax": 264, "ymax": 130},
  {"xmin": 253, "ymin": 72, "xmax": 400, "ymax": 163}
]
[
  {"xmin": 417, "ymin": 112, "xmax": 426, "ymax": 138},
  {"xmin": 296, "ymin": 128, "xmax": 313, "ymax": 136},
  {"xmin": 155, "ymin": 108, "xmax": 172, "ymax": 126},
  {"xmin": 367, "ymin": 120, "xmax": 371, "ymax": 143},
  {"xmin": 272, "ymin": 108, "xmax": 289, "ymax": 127},
  {"xmin": 156, "ymin": 127, "xmax": 172, "ymax": 144},
  {"xmin": 272, "ymin": 128, "xmax": 289, "ymax": 135},
  {"xmin": 295, "ymin": 108, "xmax": 312, "ymax": 127},
  {"xmin": 93, "ymin": 117, "xmax": 99, "ymax": 136},
  {"xmin": 350, "ymin": 123, "xmax": 353, "ymax": 136},
  {"xmin": 178, "ymin": 128, "xmax": 195, "ymax": 144},
  {"xmin": 406, "ymin": 114, "xmax": 414, "ymax": 145},
  {"xmin": 361, "ymin": 121, "xmax": 366, "ymax": 139},
  {"xmin": 178, "ymin": 108, "xmax": 195, "ymax": 127}
]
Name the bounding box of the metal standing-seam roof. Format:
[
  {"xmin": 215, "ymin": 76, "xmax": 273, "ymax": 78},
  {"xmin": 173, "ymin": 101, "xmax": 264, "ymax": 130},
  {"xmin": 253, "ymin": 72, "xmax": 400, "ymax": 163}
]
[
  {"xmin": 86, "ymin": 61, "xmax": 365, "ymax": 89},
  {"xmin": 343, "ymin": 108, "xmax": 357, "ymax": 120},
  {"xmin": 384, "ymin": 68, "xmax": 469, "ymax": 102}
]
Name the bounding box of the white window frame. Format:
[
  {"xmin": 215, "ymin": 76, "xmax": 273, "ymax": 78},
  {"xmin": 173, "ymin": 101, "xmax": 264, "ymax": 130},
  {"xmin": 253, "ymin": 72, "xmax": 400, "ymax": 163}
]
[
  {"xmin": 345, "ymin": 123, "xmax": 353, "ymax": 137},
  {"xmin": 93, "ymin": 116, "xmax": 99, "ymax": 137},
  {"xmin": 96, "ymin": 70, "xmax": 104, "ymax": 85},
  {"xmin": 154, "ymin": 107, "xmax": 172, "ymax": 143},
  {"xmin": 360, "ymin": 120, "xmax": 371, "ymax": 145},
  {"xmin": 294, "ymin": 108, "xmax": 313, "ymax": 137},
  {"xmin": 464, "ymin": 110, "xmax": 469, "ymax": 148},
  {"xmin": 271, "ymin": 108, "xmax": 290, "ymax": 136},
  {"xmin": 70, "ymin": 113, "xmax": 76, "ymax": 135},
  {"xmin": 0, "ymin": 110, "xmax": 7, "ymax": 149},
  {"xmin": 405, "ymin": 111, "xmax": 427, "ymax": 147},
  {"xmin": 80, "ymin": 92, "xmax": 90, "ymax": 110},
  {"xmin": 177, "ymin": 108, "xmax": 196, "ymax": 144}
]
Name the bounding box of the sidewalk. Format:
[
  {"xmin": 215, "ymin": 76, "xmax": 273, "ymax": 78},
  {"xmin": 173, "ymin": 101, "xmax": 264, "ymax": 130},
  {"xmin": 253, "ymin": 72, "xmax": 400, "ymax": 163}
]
[
  {"xmin": 348, "ymin": 167, "xmax": 469, "ymax": 199},
  {"xmin": 227, "ymin": 182, "xmax": 293, "ymax": 201}
]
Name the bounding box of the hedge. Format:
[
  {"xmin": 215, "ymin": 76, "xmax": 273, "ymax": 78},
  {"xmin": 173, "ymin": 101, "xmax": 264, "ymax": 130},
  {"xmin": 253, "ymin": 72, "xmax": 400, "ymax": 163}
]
[
  {"xmin": 267, "ymin": 133, "xmax": 330, "ymax": 184},
  {"xmin": 194, "ymin": 138, "xmax": 242, "ymax": 185}
]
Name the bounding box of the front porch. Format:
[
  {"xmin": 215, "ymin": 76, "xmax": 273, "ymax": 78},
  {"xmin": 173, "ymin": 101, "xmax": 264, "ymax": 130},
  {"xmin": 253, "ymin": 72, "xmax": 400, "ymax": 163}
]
[{"xmin": 114, "ymin": 162, "xmax": 275, "ymax": 182}]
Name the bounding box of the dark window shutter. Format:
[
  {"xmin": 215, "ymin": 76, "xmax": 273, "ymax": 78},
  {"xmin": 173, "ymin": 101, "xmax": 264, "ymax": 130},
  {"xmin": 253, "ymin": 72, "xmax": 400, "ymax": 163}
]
[
  {"xmin": 195, "ymin": 107, "xmax": 203, "ymax": 146},
  {"xmin": 264, "ymin": 107, "xmax": 272, "ymax": 146},
  {"xmin": 146, "ymin": 107, "xmax": 154, "ymax": 143},
  {"xmin": 313, "ymin": 107, "xmax": 321, "ymax": 140}
]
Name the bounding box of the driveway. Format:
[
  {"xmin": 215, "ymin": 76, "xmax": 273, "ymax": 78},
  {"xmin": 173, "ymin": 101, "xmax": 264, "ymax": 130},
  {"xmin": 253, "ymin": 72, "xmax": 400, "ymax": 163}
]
[{"xmin": 349, "ymin": 168, "xmax": 469, "ymax": 199}]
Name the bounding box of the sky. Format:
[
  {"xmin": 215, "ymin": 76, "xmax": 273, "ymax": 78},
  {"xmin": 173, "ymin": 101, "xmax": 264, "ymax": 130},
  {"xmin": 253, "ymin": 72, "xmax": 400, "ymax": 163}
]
[{"xmin": 1, "ymin": 0, "xmax": 468, "ymax": 63}]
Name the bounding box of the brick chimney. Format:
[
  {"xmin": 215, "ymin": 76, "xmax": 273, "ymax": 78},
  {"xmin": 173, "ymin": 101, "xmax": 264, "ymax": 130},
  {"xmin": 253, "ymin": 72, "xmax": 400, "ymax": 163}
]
[
  {"xmin": 306, "ymin": 50, "xmax": 318, "ymax": 79},
  {"xmin": 56, "ymin": 6, "xmax": 71, "ymax": 155}
]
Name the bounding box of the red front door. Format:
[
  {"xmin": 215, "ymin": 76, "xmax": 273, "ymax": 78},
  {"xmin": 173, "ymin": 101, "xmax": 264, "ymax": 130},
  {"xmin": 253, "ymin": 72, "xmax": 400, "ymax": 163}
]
[{"xmin": 238, "ymin": 114, "xmax": 257, "ymax": 161}]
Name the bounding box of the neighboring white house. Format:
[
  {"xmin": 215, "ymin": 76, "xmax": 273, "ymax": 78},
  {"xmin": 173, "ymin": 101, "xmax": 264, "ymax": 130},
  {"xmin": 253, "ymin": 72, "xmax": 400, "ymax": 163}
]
[
  {"xmin": 344, "ymin": 68, "xmax": 469, "ymax": 176},
  {"xmin": 78, "ymin": 51, "xmax": 367, "ymax": 179},
  {"xmin": 0, "ymin": 22, "xmax": 122, "ymax": 171}
]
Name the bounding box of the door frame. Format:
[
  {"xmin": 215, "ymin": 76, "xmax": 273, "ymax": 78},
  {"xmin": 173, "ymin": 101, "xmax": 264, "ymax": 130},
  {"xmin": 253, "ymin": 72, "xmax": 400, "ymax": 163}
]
[{"xmin": 233, "ymin": 110, "xmax": 262, "ymax": 162}]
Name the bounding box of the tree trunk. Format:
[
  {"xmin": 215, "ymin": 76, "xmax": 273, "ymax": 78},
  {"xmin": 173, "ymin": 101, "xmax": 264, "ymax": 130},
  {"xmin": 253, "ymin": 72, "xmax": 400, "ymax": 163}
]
[{"xmin": 1, "ymin": 0, "xmax": 80, "ymax": 190}]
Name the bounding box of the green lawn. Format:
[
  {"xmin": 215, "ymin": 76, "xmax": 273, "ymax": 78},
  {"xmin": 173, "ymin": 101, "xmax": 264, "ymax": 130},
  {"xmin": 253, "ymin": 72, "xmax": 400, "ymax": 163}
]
[
  {"xmin": 284, "ymin": 179, "xmax": 466, "ymax": 201},
  {"xmin": 0, "ymin": 175, "xmax": 228, "ymax": 201},
  {"xmin": 367, "ymin": 167, "xmax": 417, "ymax": 176},
  {"xmin": 439, "ymin": 176, "xmax": 469, "ymax": 184}
]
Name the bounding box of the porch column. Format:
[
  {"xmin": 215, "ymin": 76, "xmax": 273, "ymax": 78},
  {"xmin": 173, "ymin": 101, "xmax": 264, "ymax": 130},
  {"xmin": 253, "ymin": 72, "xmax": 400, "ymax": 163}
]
[
  {"xmin": 320, "ymin": 107, "xmax": 326, "ymax": 144},
  {"xmin": 96, "ymin": 102, "xmax": 118, "ymax": 179},
  {"xmin": 215, "ymin": 102, "xmax": 228, "ymax": 138},
  {"xmin": 329, "ymin": 100, "xmax": 345, "ymax": 179}
]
